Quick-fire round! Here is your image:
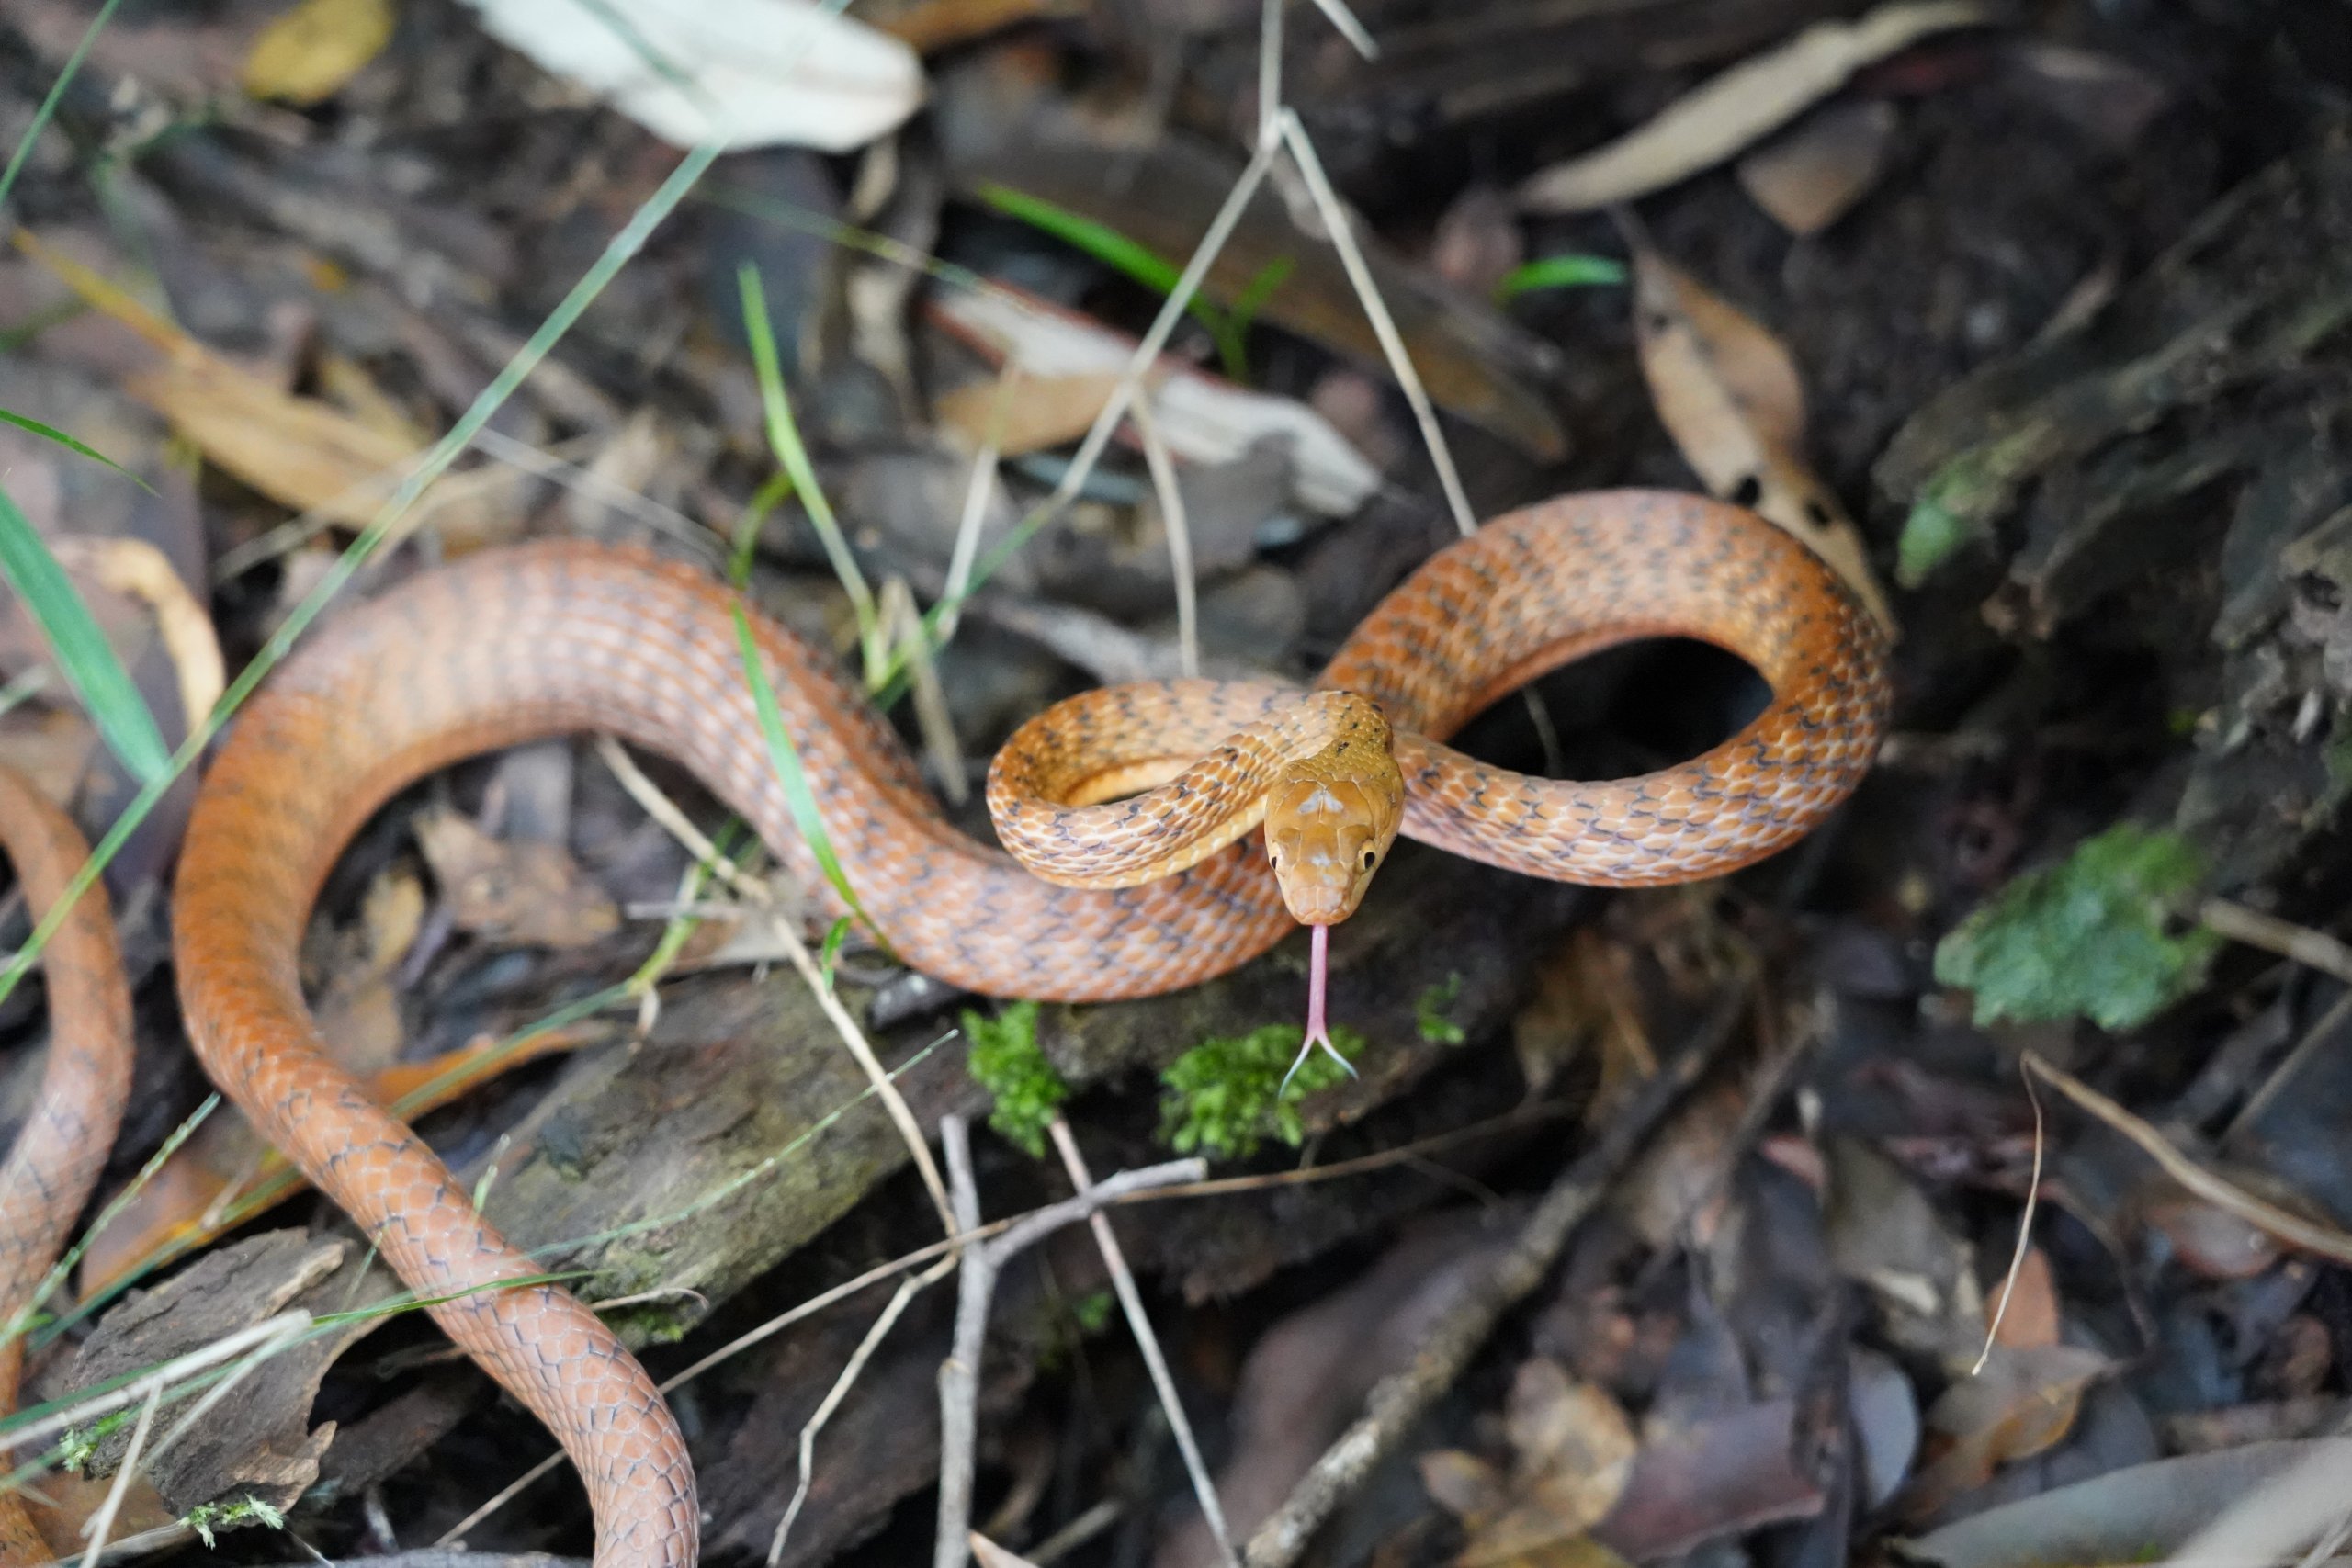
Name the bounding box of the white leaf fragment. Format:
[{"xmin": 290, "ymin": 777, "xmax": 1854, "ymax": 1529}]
[{"xmin": 460, "ymin": 0, "xmax": 923, "ymax": 154}]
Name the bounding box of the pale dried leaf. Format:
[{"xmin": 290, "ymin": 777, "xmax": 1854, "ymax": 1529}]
[
  {"xmin": 460, "ymin": 0, "xmax": 923, "ymax": 154},
  {"xmin": 926, "ymin": 283, "xmax": 1381, "ymax": 516},
  {"xmin": 934, "ymin": 371, "xmax": 1132, "ymax": 457},
  {"xmin": 130, "ymin": 355, "xmax": 417, "ymax": 526},
  {"xmin": 1518, "ymin": 0, "xmax": 1986, "ymax": 212},
  {"xmin": 1629, "ymin": 239, "xmax": 1897, "ymax": 633},
  {"xmin": 52, "ymin": 536, "xmax": 223, "ymax": 732},
  {"xmin": 243, "ymin": 0, "xmax": 395, "ymax": 105},
  {"xmin": 1736, "ymin": 100, "xmax": 1900, "ymax": 236}
]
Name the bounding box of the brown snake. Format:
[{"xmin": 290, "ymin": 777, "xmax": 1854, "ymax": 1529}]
[{"xmin": 0, "ymin": 491, "xmax": 1886, "ymax": 1563}]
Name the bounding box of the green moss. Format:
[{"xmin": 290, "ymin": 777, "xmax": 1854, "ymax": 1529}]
[
  {"xmin": 1159, "ymin": 1023, "xmax": 1363, "ymax": 1159},
  {"xmin": 1895, "ymin": 493, "xmax": 1980, "ymax": 586},
  {"xmin": 187, "ymin": 1496, "xmax": 286, "ymax": 1547},
  {"xmin": 962, "ymin": 1000, "xmax": 1068, "ymax": 1157},
  {"xmin": 1416, "ymin": 974, "xmax": 1468, "ymax": 1044},
  {"xmin": 1933, "ymin": 823, "xmax": 2219, "ymax": 1031},
  {"xmin": 1071, "ymin": 1290, "xmax": 1114, "ymax": 1335}
]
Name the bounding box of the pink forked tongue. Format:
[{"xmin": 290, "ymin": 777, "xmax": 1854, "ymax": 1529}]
[{"xmin": 1283, "ymin": 922, "xmax": 1358, "ymax": 1094}]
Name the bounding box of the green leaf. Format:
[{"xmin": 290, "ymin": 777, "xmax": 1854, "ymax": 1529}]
[
  {"xmin": 0, "ymin": 409, "xmax": 151, "ymax": 490},
  {"xmin": 0, "ymin": 488, "xmax": 171, "ymax": 784},
  {"xmin": 960, "ymin": 999, "xmax": 1068, "ymax": 1156},
  {"xmin": 1494, "ymin": 254, "xmax": 1629, "ymax": 302},
  {"xmin": 729, "ymin": 604, "xmax": 878, "ymax": 944},
  {"xmin": 1159, "ymin": 1022, "xmax": 1363, "ymax": 1159},
  {"xmin": 1934, "ymin": 823, "xmax": 2219, "ymax": 1032}
]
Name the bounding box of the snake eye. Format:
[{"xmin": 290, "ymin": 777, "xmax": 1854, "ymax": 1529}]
[{"xmin": 1359, "ymin": 849, "xmax": 1377, "ymax": 871}]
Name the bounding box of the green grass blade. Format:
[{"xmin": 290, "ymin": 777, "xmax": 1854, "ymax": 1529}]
[
  {"xmin": 729, "ymin": 603, "xmax": 876, "ymax": 942},
  {"xmin": 735, "ymin": 262, "xmax": 884, "ymax": 682},
  {"xmin": 0, "ymin": 409, "xmax": 152, "ymax": 490},
  {"xmin": 0, "ymin": 487, "xmax": 170, "ymax": 784},
  {"xmin": 976, "ymin": 180, "xmax": 1244, "ymax": 372},
  {"xmin": 1494, "ymin": 254, "xmax": 1628, "ymax": 301},
  {"xmin": 0, "ymin": 0, "xmax": 126, "ymax": 211}
]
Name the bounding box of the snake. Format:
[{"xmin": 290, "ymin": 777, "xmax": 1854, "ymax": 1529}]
[{"xmin": 0, "ymin": 490, "xmax": 1886, "ymax": 1565}]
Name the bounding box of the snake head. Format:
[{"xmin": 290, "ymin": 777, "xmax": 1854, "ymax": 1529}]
[{"xmin": 1263, "ymin": 746, "xmax": 1406, "ymax": 926}]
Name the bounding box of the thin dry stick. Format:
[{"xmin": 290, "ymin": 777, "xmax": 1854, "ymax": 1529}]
[
  {"xmin": 770, "ymin": 1252, "xmax": 962, "ymax": 1565},
  {"xmin": 2023, "ymin": 1052, "xmax": 2352, "ymax": 1267},
  {"xmin": 470, "ymin": 427, "xmax": 718, "ymax": 563},
  {"xmin": 1126, "ymin": 400, "xmax": 1200, "ymax": 679},
  {"xmin": 1049, "ymin": 1120, "xmax": 1236, "ymax": 1567},
  {"xmin": 937, "ymin": 1118, "xmax": 989, "ymax": 1568},
  {"xmin": 594, "ymin": 735, "xmax": 956, "ymax": 1235},
  {"xmin": 438, "ymin": 1104, "xmax": 1564, "ymax": 1543},
  {"xmin": 2200, "ymin": 898, "xmax": 2352, "ymax": 987},
  {"xmin": 1267, "ymin": 106, "xmax": 1564, "ymax": 770},
  {"xmin": 940, "ymin": 365, "xmax": 1022, "ymax": 643},
  {"xmin": 883, "ymin": 576, "xmax": 969, "ymax": 804},
  {"xmin": 1257, "ymin": 0, "xmax": 1283, "ymax": 148},
  {"xmin": 1240, "ymin": 987, "xmax": 1747, "ymax": 1568},
  {"xmin": 1973, "ymin": 1059, "xmax": 2047, "ymax": 1376},
  {"xmin": 935, "ymin": 1119, "xmax": 1211, "ymax": 1568},
  {"xmin": 1272, "ymin": 109, "xmax": 1474, "ymax": 538},
  {"xmin": 925, "ymin": 131, "xmax": 1285, "ymax": 646},
  {"xmin": 1303, "ymin": 0, "xmax": 1378, "ymax": 57},
  {"xmin": 78, "ymin": 1383, "xmax": 160, "ymax": 1568},
  {"xmin": 2228, "ymin": 987, "xmax": 2352, "ymax": 1146}
]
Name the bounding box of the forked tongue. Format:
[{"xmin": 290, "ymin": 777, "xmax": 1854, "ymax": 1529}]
[{"xmin": 1281, "ymin": 922, "xmax": 1358, "ymax": 1094}]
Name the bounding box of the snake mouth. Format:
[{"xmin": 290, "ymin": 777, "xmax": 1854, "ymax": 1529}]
[{"xmin": 1279, "ymin": 883, "xmax": 1353, "ymax": 926}]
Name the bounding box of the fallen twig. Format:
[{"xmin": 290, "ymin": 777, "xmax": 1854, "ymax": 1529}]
[
  {"xmin": 2023, "ymin": 1052, "xmax": 2352, "ymax": 1268},
  {"xmin": 934, "ymin": 1118, "xmax": 1207, "ymax": 1568},
  {"xmin": 1050, "ymin": 1119, "xmax": 1237, "ymax": 1567},
  {"xmin": 2199, "ymin": 898, "xmax": 2352, "ymax": 987},
  {"xmin": 1240, "ymin": 983, "xmax": 1750, "ymax": 1567}
]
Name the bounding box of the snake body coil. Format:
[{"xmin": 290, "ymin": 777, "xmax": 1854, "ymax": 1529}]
[{"xmin": 1, "ymin": 491, "xmax": 1886, "ymax": 1565}]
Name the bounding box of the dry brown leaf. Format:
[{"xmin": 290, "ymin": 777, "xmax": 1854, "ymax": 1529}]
[
  {"xmin": 17, "ymin": 228, "xmax": 424, "ymax": 527},
  {"xmin": 1421, "ymin": 1450, "xmax": 1512, "ymax": 1518},
  {"xmin": 1988, "ymin": 1244, "xmax": 2061, "ymax": 1349},
  {"xmin": 1628, "ymin": 237, "xmax": 1897, "ymax": 634},
  {"xmin": 1518, "ymin": 1, "xmax": 1986, "ymax": 212},
  {"xmin": 1434, "ymin": 1360, "xmax": 1638, "ymax": 1568},
  {"xmin": 131, "ymin": 353, "xmax": 418, "ymax": 526},
  {"xmin": 1901, "ymin": 1344, "xmax": 2109, "ymax": 1518},
  {"xmin": 1736, "ymin": 100, "xmax": 1900, "ymax": 236},
  {"xmin": 2143, "ymin": 1193, "xmax": 2283, "ymax": 1280},
  {"xmin": 413, "ymin": 805, "xmax": 621, "ymax": 949},
  {"xmin": 243, "ymin": 0, "xmax": 395, "ymax": 104},
  {"xmin": 310, "ymin": 865, "xmax": 426, "ymax": 1070},
  {"xmin": 934, "ymin": 370, "xmax": 1131, "ymax": 457}
]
